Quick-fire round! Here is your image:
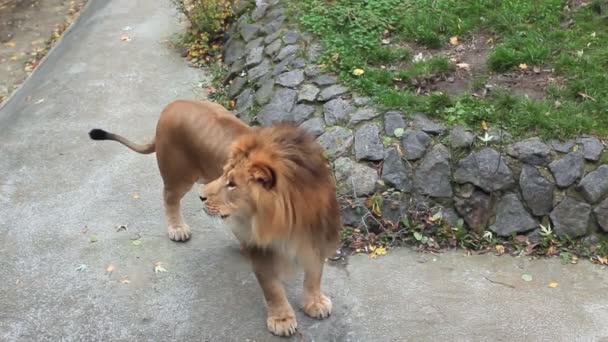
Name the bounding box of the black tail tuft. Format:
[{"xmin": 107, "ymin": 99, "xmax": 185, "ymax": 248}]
[{"xmin": 89, "ymin": 128, "xmax": 109, "ymax": 140}]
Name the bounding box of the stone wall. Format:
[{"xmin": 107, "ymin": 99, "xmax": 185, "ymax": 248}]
[{"xmin": 221, "ymin": 0, "xmax": 608, "ymax": 242}]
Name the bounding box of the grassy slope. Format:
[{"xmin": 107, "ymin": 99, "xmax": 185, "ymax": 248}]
[{"xmin": 292, "ymin": 0, "xmax": 608, "ymax": 139}]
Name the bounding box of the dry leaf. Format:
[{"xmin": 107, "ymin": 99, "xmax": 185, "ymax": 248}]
[
  {"xmin": 578, "ymin": 92, "xmax": 596, "ymax": 102},
  {"xmin": 229, "ymin": 99, "xmax": 236, "ymax": 108},
  {"xmin": 596, "ymin": 256, "xmax": 608, "ymax": 265},
  {"xmin": 549, "ymin": 282, "xmax": 559, "ymax": 288},
  {"xmin": 518, "ymin": 63, "xmax": 528, "ymax": 70},
  {"xmin": 120, "ymin": 279, "xmax": 131, "ymax": 284},
  {"xmin": 9, "ymin": 56, "xmax": 19, "ymax": 61},
  {"xmin": 132, "ymin": 194, "xmax": 140, "ymax": 199},
  {"xmin": 120, "ymin": 35, "xmax": 131, "ymax": 42},
  {"xmin": 6, "ymin": 41, "xmax": 15, "ymax": 47},
  {"xmin": 456, "ymin": 63, "xmax": 470, "ymax": 70},
  {"xmin": 154, "ymin": 262, "xmax": 167, "ymax": 273},
  {"xmin": 481, "ymin": 120, "xmax": 489, "ymax": 131},
  {"xmin": 106, "ymin": 264, "xmax": 115, "ymax": 274},
  {"xmin": 571, "ymin": 255, "xmax": 578, "ymax": 264},
  {"xmin": 381, "ymin": 38, "xmax": 391, "ymax": 45},
  {"xmin": 369, "ymin": 244, "xmax": 387, "ymax": 258},
  {"xmin": 495, "ymin": 244, "xmax": 505, "ymax": 255},
  {"xmin": 449, "ymin": 36, "xmax": 459, "ymax": 45}
]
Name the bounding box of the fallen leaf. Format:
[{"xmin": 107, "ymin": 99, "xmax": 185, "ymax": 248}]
[
  {"xmin": 370, "ymin": 245, "xmax": 387, "ymax": 258},
  {"xmin": 521, "ymin": 274, "xmax": 533, "ymax": 282},
  {"xmin": 571, "ymin": 255, "xmax": 578, "ymax": 264},
  {"xmin": 518, "ymin": 63, "xmax": 528, "ymax": 70},
  {"xmin": 106, "ymin": 264, "xmax": 115, "ymax": 274},
  {"xmin": 120, "ymin": 279, "xmax": 131, "ymax": 284},
  {"xmin": 596, "ymin": 256, "xmax": 608, "ymax": 265},
  {"xmin": 352, "ymin": 68, "xmax": 365, "ymax": 76},
  {"xmin": 132, "ymin": 239, "xmax": 142, "ymax": 246},
  {"xmin": 90, "ymin": 236, "xmax": 98, "ymax": 243},
  {"xmin": 481, "ymin": 120, "xmax": 489, "ymax": 131},
  {"xmin": 229, "ymin": 99, "xmax": 236, "ymax": 108},
  {"xmin": 578, "ymin": 92, "xmax": 596, "ymax": 102},
  {"xmin": 449, "ymin": 36, "xmax": 459, "ymax": 45},
  {"xmin": 381, "ymin": 38, "xmax": 391, "ymax": 45},
  {"xmin": 132, "ymin": 194, "xmax": 140, "ymax": 199},
  {"xmin": 75, "ymin": 264, "xmax": 88, "ymax": 271},
  {"xmin": 549, "ymin": 282, "xmax": 559, "ymax": 288},
  {"xmin": 9, "ymin": 56, "xmax": 19, "ymax": 61},
  {"xmin": 495, "ymin": 244, "xmax": 505, "ymax": 255},
  {"xmin": 120, "ymin": 35, "xmax": 131, "ymax": 42},
  {"xmin": 154, "ymin": 262, "xmax": 167, "ymax": 273},
  {"xmin": 5, "ymin": 41, "xmax": 15, "ymax": 47},
  {"xmin": 456, "ymin": 63, "xmax": 470, "ymax": 70}
]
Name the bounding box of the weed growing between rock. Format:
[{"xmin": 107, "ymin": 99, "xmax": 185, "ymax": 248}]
[{"xmin": 339, "ymin": 189, "xmax": 608, "ymax": 266}]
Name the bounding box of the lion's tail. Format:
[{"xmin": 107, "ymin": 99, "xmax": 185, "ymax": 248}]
[{"xmin": 88, "ymin": 128, "xmax": 155, "ymax": 154}]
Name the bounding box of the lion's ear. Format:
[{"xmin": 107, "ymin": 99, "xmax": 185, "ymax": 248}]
[{"xmin": 249, "ymin": 163, "xmax": 276, "ymax": 190}]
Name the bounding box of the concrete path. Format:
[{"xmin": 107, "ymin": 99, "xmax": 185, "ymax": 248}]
[{"xmin": 2, "ymin": 0, "xmax": 608, "ymax": 341}]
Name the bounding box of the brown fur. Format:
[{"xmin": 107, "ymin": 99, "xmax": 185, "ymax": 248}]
[
  {"xmin": 89, "ymin": 99, "xmax": 251, "ymax": 241},
  {"xmin": 90, "ymin": 101, "xmax": 341, "ymax": 337},
  {"xmin": 202, "ymin": 123, "xmax": 341, "ymax": 337}
]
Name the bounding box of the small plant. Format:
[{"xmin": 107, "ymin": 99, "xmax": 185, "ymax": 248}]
[{"xmin": 173, "ymin": 0, "xmax": 236, "ymax": 63}]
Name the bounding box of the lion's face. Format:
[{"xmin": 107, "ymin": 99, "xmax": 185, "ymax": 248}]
[{"xmin": 200, "ymin": 153, "xmax": 275, "ymax": 220}]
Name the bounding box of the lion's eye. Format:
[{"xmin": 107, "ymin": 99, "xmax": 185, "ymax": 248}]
[{"xmin": 227, "ymin": 180, "xmax": 236, "ymax": 190}]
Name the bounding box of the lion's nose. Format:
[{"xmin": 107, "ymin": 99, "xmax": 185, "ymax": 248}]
[{"xmin": 199, "ymin": 196, "xmax": 207, "ymax": 202}]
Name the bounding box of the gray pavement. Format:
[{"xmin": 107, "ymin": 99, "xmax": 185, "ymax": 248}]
[{"xmin": 2, "ymin": 0, "xmax": 608, "ymax": 341}]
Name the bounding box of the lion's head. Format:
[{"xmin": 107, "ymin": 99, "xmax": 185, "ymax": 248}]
[{"xmin": 200, "ymin": 123, "xmax": 341, "ymax": 249}]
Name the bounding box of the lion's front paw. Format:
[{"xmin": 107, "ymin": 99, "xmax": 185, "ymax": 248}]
[
  {"xmin": 267, "ymin": 311, "xmax": 297, "ymax": 337},
  {"xmin": 167, "ymin": 223, "xmax": 191, "ymax": 242},
  {"xmin": 303, "ymin": 294, "xmax": 332, "ymax": 319}
]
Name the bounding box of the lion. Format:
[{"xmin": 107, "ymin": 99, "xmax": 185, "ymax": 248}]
[
  {"xmin": 201, "ymin": 123, "xmax": 341, "ymax": 336},
  {"xmin": 88, "ymin": 99, "xmax": 252, "ymax": 241}
]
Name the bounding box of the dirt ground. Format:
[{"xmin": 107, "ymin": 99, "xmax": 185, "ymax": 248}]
[
  {"xmin": 399, "ymin": 33, "xmax": 561, "ymax": 100},
  {"xmin": 0, "ymin": 0, "xmax": 86, "ymax": 104}
]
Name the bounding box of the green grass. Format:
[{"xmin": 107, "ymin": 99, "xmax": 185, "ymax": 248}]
[{"xmin": 291, "ymin": 0, "xmax": 608, "ymax": 138}]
